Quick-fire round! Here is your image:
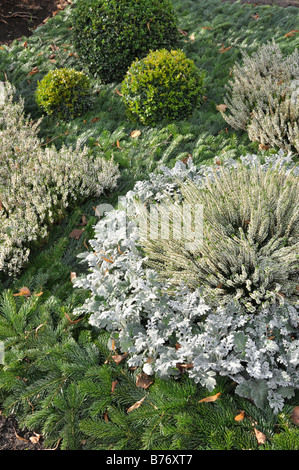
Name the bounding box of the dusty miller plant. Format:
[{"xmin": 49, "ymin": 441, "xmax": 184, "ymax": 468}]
[
  {"xmin": 74, "ymin": 153, "xmax": 299, "ymax": 413},
  {"xmin": 221, "ymin": 41, "xmax": 299, "ymax": 153},
  {"xmin": 0, "ymin": 82, "xmax": 119, "ymax": 277}
]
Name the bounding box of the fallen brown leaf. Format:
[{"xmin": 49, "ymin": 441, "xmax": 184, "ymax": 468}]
[
  {"xmin": 290, "ymin": 406, "xmax": 299, "ymax": 426},
  {"xmin": 219, "ymin": 45, "xmax": 232, "ymax": 53},
  {"xmin": 130, "ymin": 130, "xmax": 141, "ymax": 138},
  {"xmin": 216, "ymin": 104, "xmax": 228, "ymax": 112},
  {"xmin": 259, "ymin": 143, "xmax": 270, "ymax": 151},
  {"xmin": 178, "ymin": 28, "xmax": 188, "ymax": 36},
  {"xmin": 127, "ymin": 396, "xmax": 146, "ymax": 413},
  {"xmin": 235, "ymin": 410, "xmax": 245, "ymax": 421},
  {"xmin": 254, "ymin": 427, "xmax": 266, "ymax": 445},
  {"xmin": 78, "ymin": 214, "xmax": 88, "ymax": 226},
  {"xmin": 112, "ymin": 353, "xmax": 128, "ymax": 365},
  {"xmin": 29, "ymin": 433, "xmax": 41, "ymax": 444},
  {"xmin": 13, "ymin": 287, "xmax": 31, "ymax": 298},
  {"xmin": 13, "ymin": 428, "xmax": 28, "ymax": 442},
  {"xmin": 285, "ymin": 29, "xmax": 298, "ymax": 37},
  {"xmin": 27, "ymin": 66, "xmax": 39, "ymax": 77},
  {"xmin": 176, "ymin": 362, "xmax": 194, "ymax": 374},
  {"xmin": 111, "ymin": 379, "xmax": 118, "ymax": 393},
  {"xmin": 136, "ymin": 372, "xmax": 154, "ymax": 389},
  {"xmin": 198, "ymin": 392, "xmax": 221, "ymax": 403},
  {"xmin": 69, "ymin": 228, "xmax": 85, "ymax": 240},
  {"xmin": 64, "ymin": 312, "xmax": 82, "ymax": 324}
]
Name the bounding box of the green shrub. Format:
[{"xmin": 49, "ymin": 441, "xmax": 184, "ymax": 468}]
[
  {"xmin": 121, "ymin": 49, "xmax": 205, "ymax": 125},
  {"xmin": 71, "ymin": 0, "xmax": 179, "ymax": 83},
  {"xmin": 35, "ymin": 68, "xmax": 91, "ymax": 120}
]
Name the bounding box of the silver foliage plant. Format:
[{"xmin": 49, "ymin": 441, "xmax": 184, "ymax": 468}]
[
  {"xmin": 0, "ymin": 82, "xmax": 120, "ymax": 277},
  {"xmin": 222, "ymin": 41, "xmax": 299, "ymax": 153},
  {"xmin": 137, "ymin": 161, "xmax": 299, "ymax": 313},
  {"xmin": 74, "ymin": 153, "xmax": 299, "ymax": 413}
]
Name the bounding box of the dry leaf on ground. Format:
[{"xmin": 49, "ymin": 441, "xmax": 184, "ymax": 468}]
[
  {"xmin": 290, "ymin": 406, "xmax": 299, "ymax": 426},
  {"xmin": 136, "ymin": 373, "xmax": 154, "ymax": 389},
  {"xmin": 127, "ymin": 396, "xmax": 146, "ymax": 413},
  {"xmin": 69, "ymin": 228, "xmax": 84, "ymax": 240},
  {"xmin": 254, "ymin": 427, "xmax": 266, "ymax": 445},
  {"xmin": 198, "ymin": 392, "xmax": 221, "ymax": 403},
  {"xmin": 13, "ymin": 287, "xmax": 31, "ymax": 298},
  {"xmin": 130, "ymin": 130, "xmax": 141, "ymax": 138},
  {"xmin": 112, "ymin": 353, "xmax": 128, "ymax": 365},
  {"xmin": 234, "ymin": 411, "xmax": 245, "ymax": 421},
  {"xmin": 216, "ymin": 104, "xmax": 228, "ymax": 112}
]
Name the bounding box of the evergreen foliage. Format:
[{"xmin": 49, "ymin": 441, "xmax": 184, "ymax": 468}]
[
  {"xmin": 73, "ymin": 154, "xmax": 299, "ymax": 414},
  {"xmin": 0, "ymin": 0, "xmax": 298, "ymax": 452},
  {"xmin": 121, "ymin": 49, "xmax": 205, "ymax": 125},
  {"xmin": 36, "ymin": 68, "xmax": 91, "ymax": 120},
  {"xmin": 71, "ymin": 0, "xmax": 179, "ymax": 83}
]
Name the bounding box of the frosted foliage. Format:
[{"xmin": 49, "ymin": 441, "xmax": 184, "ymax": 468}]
[
  {"xmin": 74, "ymin": 154, "xmax": 299, "ymax": 413},
  {"xmin": 222, "ymin": 41, "xmax": 299, "ymax": 152},
  {"xmin": 140, "ymin": 162, "xmax": 299, "ymax": 313},
  {"xmin": 0, "ymin": 82, "xmax": 119, "ymax": 277}
]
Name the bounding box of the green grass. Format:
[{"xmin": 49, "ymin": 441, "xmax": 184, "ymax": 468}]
[{"xmin": 0, "ymin": 0, "xmax": 298, "ymax": 451}]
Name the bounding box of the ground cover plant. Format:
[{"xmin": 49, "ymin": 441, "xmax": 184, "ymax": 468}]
[{"xmin": 0, "ymin": 0, "xmax": 298, "ymax": 451}]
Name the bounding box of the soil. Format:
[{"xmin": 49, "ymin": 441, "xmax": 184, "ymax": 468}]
[
  {"xmin": 0, "ymin": 411, "xmax": 45, "ymax": 450},
  {"xmin": 0, "ymin": 0, "xmax": 71, "ymax": 45},
  {"xmin": 0, "ymin": 0, "xmax": 298, "ymax": 45},
  {"xmin": 0, "ymin": 0, "xmax": 298, "ymax": 453}
]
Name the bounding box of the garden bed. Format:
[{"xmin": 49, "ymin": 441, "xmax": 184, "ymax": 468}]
[{"xmin": 0, "ymin": 0, "xmax": 298, "ymax": 452}]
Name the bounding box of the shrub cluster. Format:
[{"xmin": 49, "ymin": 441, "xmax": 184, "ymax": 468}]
[
  {"xmin": 71, "ymin": 0, "xmax": 179, "ymax": 83},
  {"xmin": 121, "ymin": 49, "xmax": 205, "ymax": 125},
  {"xmin": 36, "ymin": 68, "xmax": 91, "ymax": 121},
  {"xmin": 0, "ymin": 82, "xmax": 119, "ymax": 277},
  {"xmin": 222, "ymin": 41, "xmax": 299, "ymax": 153},
  {"xmin": 74, "ymin": 153, "xmax": 299, "ymax": 413}
]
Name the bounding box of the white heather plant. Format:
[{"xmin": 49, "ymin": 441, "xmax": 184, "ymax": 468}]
[
  {"xmin": 74, "ymin": 153, "xmax": 299, "ymax": 413},
  {"xmin": 137, "ymin": 161, "xmax": 299, "ymax": 313},
  {"xmin": 247, "ymin": 96, "xmax": 299, "ymax": 153},
  {"xmin": 0, "ymin": 82, "xmax": 119, "ymax": 277},
  {"xmin": 221, "ymin": 41, "xmax": 299, "ymax": 153}
]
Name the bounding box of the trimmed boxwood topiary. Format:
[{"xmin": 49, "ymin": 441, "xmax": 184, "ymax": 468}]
[
  {"xmin": 35, "ymin": 68, "xmax": 91, "ymax": 121},
  {"xmin": 71, "ymin": 0, "xmax": 179, "ymax": 84},
  {"xmin": 120, "ymin": 49, "xmax": 206, "ymax": 125}
]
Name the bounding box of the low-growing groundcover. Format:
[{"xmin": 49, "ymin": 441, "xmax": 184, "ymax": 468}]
[{"xmin": 0, "ymin": 0, "xmax": 298, "ymax": 452}]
